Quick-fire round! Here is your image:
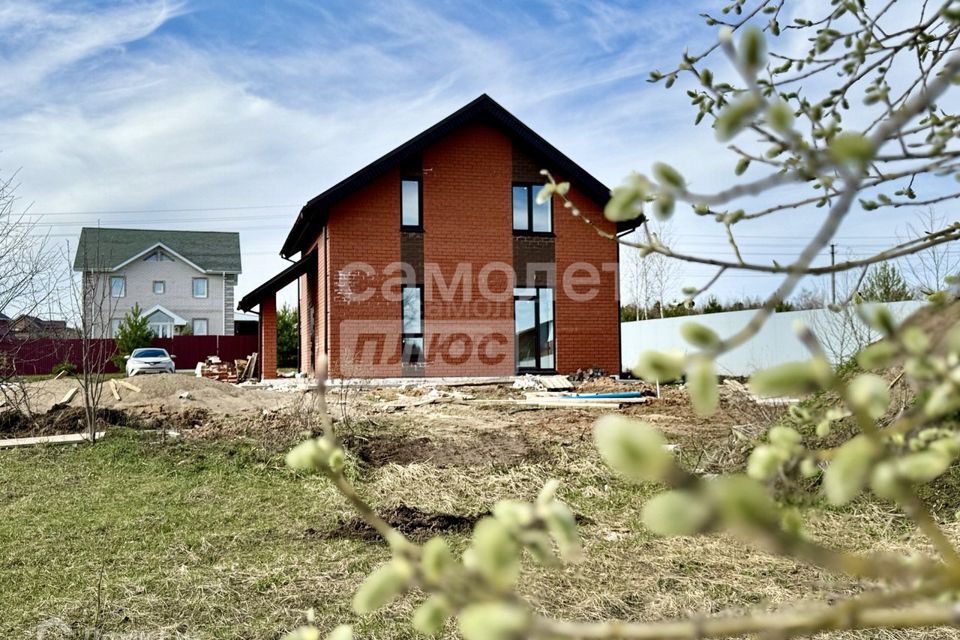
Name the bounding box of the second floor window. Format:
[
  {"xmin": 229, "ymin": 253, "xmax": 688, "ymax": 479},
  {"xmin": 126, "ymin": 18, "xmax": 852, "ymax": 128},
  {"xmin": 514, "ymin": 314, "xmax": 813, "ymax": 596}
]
[
  {"xmin": 110, "ymin": 276, "xmax": 125, "ymax": 298},
  {"xmin": 401, "ymin": 179, "xmax": 422, "ymax": 228},
  {"xmin": 512, "ymin": 184, "xmax": 552, "ymax": 233},
  {"xmin": 193, "ymin": 277, "xmax": 208, "ymax": 298},
  {"xmin": 153, "ymin": 280, "xmax": 165, "ymax": 295}
]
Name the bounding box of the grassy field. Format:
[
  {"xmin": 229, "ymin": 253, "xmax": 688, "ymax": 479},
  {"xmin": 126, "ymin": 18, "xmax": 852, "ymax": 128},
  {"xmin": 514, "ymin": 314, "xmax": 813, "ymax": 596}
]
[{"xmin": 1, "ymin": 393, "xmax": 958, "ymax": 639}]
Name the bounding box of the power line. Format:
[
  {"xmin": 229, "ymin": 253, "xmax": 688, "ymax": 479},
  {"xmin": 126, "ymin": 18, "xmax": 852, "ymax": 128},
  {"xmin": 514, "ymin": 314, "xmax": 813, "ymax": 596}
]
[{"xmin": 16, "ymin": 204, "xmax": 298, "ymax": 216}]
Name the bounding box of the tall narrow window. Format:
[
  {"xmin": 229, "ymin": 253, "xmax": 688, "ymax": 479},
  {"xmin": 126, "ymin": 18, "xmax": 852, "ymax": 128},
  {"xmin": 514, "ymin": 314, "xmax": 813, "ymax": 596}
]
[
  {"xmin": 192, "ymin": 277, "xmax": 208, "ymax": 298},
  {"xmin": 512, "ymin": 184, "xmax": 552, "ymax": 233},
  {"xmin": 401, "ymin": 179, "xmax": 422, "ymax": 229},
  {"xmin": 514, "ymin": 287, "xmax": 555, "ymax": 371},
  {"xmin": 401, "ymin": 285, "xmax": 424, "ymax": 364},
  {"xmin": 110, "ymin": 276, "xmax": 125, "ymax": 298}
]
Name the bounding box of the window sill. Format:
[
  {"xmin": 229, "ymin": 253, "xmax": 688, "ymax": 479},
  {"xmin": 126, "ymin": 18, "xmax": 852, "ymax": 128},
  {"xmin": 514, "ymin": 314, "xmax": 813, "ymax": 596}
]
[
  {"xmin": 512, "ymin": 230, "xmax": 555, "ymax": 238},
  {"xmin": 401, "ymin": 226, "xmax": 424, "ymax": 233}
]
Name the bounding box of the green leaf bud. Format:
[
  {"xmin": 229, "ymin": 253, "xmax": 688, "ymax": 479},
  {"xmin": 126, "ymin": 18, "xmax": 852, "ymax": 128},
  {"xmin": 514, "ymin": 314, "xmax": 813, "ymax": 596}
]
[
  {"xmin": 896, "ymin": 451, "xmax": 952, "ymax": 484},
  {"xmin": 824, "ymin": 436, "xmax": 881, "ymax": 505},
  {"xmin": 325, "ymin": 626, "xmax": 352, "ymax": 640},
  {"xmin": 862, "ymin": 304, "xmax": 896, "ymax": 335},
  {"xmin": 709, "ymin": 475, "xmax": 779, "ymax": 530},
  {"xmin": 641, "ymin": 490, "xmax": 712, "ymax": 536},
  {"xmin": 493, "ymin": 499, "xmax": 535, "ymax": 531},
  {"xmin": 593, "ymin": 415, "xmax": 674, "ymax": 483},
  {"xmin": 286, "ymin": 438, "xmax": 342, "ymax": 474},
  {"xmin": 470, "ymin": 517, "xmax": 520, "ymax": 591},
  {"xmin": 654, "ymin": 192, "xmax": 675, "ymax": 220},
  {"xmin": 856, "ymin": 341, "xmax": 898, "ymax": 370},
  {"xmin": 901, "ymin": 326, "xmax": 930, "ymax": 356},
  {"xmin": 458, "ymin": 604, "xmax": 529, "ymax": 640},
  {"xmin": 746, "ymin": 445, "xmax": 786, "ymax": 481},
  {"xmin": 740, "ymin": 25, "xmax": 767, "ymax": 71},
  {"xmin": 800, "ymin": 457, "xmax": 821, "ymax": 478},
  {"xmin": 283, "ymin": 626, "xmax": 322, "ymax": 640},
  {"xmin": 924, "ymin": 382, "xmax": 960, "ymax": 417},
  {"xmin": 870, "ymin": 461, "xmax": 902, "ymax": 500},
  {"xmin": 421, "ymin": 537, "xmax": 454, "ymax": 584},
  {"xmin": 542, "ymin": 500, "xmax": 582, "ymax": 562},
  {"xmin": 768, "ymin": 425, "xmax": 802, "ymax": 450},
  {"xmin": 735, "ymin": 157, "xmax": 751, "ymax": 175},
  {"xmin": 828, "ymin": 132, "xmax": 874, "ymax": 167},
  {"xmin": 749, "ymin": 358, "xmax": 832, "ymax": 397},
  {"xmin": 535, "ymin": 183, "xmax": 555, "ymax": 205},
  {"xmin": 687, "ymin": 358, "xmax": 718, "ymax": 416},
  {"xmin": 412, "ymin": 596, "xmax": 451, "ymax": 636},
  {"xmin": 847, "ymin": 373, "xmax": 890, "ymax": 420},
  {"xmin": 715, "ymin": 94, "xmax": 761, "ymax": 141},
  {"xmin": 653, "ymin": 162, "xmax": 686, "ymax": 191},
  {"xmin": 352, "ymin": 559, "xmax": 412, "ymax": 614},
  {"xmin": 680, "ymin": 321, "xmax": 720, "ymax": 349},
  {"xmin": 815, "ymin": 420, "xmax": 832, "ymax": 438},
  {"xmin": 766, "ymin": 99, "xmax": 794, "ymax": 133},
  {"xmin": 632, "ymin": 349, "xmax": 684, "ymax": 382},
  {"xmin": 930, "ymin": 436, "xmax": 960, "ymax": 459}
]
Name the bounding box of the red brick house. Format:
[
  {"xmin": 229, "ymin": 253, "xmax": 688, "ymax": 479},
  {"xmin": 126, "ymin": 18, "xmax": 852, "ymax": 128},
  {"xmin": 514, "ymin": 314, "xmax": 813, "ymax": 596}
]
[{"xmin": 239, "ymin": 95, "xmax": 635, "ymax": 379}]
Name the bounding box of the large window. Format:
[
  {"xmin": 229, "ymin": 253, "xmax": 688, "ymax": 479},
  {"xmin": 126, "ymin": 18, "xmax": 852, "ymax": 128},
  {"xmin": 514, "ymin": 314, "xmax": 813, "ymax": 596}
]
[
  {"xmin": 514, "ymin": 287, "xmax": 554, "ymax": 371},
  {"xmin": 192, "ymin": 318, "xmax": 208, "ymax": 336},
  {"xmin": 110, "ymin": 276, "xmax": 125, "ymax": 298},
  {"xmin": 401, "ymin": 179, "xmax": 422, "ymax": 229},
  {"xmin": 512, "ymin": 184, "xmax": 552, "ymax": 233},
  {"xmin": 401, "ymin": 285, "xmax": 424, "ymax": 364},
  {"xmin": 192, "ymin": 277, "xmax": 208, "ymax": 298}
]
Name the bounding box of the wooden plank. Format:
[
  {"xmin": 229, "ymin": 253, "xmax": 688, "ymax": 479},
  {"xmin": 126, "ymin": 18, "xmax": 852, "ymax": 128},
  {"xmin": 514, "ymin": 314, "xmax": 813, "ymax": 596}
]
[
  {"xmin": 537, "ymin": 375, "xmax": 573, "ymax": 391},
  {"xmin": 117, "ymin": 380, "xmax": 141, "ymax": 393},
  {"xmin": 53, "ymin": 370, "xmax": 67, "ymax": 380},
  {"xmin": 0, "ymin": 431, "xmax": 106, "ymax": 449},
  {"xmin": 108, "ymin": 379, "xmax": 121, "ymax": 401},
  {"xmin": 59, "ymin": 387, "xmax": 78, "ymax": 405}
]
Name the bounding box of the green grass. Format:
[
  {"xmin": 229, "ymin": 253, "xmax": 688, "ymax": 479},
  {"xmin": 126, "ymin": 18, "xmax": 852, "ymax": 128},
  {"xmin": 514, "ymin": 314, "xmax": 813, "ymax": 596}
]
[{"xmin": 2, "ymin": 418, "xmax": 957, "ymax": 639}]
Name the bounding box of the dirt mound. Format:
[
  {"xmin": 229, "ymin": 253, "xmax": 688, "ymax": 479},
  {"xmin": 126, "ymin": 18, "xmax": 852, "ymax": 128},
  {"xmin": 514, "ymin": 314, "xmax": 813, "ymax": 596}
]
[
  {"xmin": 341, "ymin": 429, "xmax": 542, "ymax": 468},
  {"xmin": 16, "ymin": 373, "xmax": 292, "ymax": 418},
  {"xmin": 324, "ymin": 505, "xmax": 481, "ymax": 542},
  {"xmin": 0, "ymin": 406, "xmax": 146, "ymax": 438}
]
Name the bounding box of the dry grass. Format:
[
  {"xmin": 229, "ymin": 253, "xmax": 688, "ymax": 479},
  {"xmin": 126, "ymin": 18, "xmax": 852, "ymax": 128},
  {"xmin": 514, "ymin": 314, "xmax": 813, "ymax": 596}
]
[{"xmin": 2, "ymin": 384, "xmax": 959, "ymax": 639}]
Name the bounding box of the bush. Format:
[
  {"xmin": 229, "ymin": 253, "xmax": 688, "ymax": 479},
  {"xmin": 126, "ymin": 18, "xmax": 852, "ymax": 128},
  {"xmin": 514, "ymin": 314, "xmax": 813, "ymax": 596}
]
[
  {"xmin": 51, "ymin": 360, "xmax": 77, "ymax": 376},
  {"xmin": 112, "ymin": 305, "xmax": 154, "ymax": 368}
]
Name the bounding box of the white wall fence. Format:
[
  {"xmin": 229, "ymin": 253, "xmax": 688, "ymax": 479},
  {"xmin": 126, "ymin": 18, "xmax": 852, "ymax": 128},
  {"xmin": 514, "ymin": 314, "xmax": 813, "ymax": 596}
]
[{"xmin": 621, "ymin": 300, "xmax": 925, "ymax": 377}]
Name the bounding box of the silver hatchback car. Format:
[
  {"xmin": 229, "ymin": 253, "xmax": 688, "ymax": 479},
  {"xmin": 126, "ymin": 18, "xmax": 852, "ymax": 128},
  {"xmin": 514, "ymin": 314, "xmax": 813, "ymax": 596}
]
[{"xmin": 125, "ymin": 348, "xmax": 176, "ymax": 376}]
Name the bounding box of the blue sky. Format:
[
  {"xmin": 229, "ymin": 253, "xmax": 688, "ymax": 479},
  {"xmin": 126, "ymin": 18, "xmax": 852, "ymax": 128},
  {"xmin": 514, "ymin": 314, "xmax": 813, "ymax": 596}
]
[{"xmin": 0, "ymin": 0, "xmax": 948, "ymax": 312}]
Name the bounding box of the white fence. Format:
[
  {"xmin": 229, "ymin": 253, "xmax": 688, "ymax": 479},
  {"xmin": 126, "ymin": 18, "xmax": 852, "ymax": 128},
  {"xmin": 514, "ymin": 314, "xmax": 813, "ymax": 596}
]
[{"xmin": 621, "ymin": 301, "xmax": 925, "ymax": 377}]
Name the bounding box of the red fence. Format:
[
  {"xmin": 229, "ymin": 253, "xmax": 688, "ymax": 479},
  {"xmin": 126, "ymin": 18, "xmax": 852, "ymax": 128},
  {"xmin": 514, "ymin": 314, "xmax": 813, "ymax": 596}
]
[{"xmin": 0, "ymin": 335, "xmax": 259, "ymax": 376}]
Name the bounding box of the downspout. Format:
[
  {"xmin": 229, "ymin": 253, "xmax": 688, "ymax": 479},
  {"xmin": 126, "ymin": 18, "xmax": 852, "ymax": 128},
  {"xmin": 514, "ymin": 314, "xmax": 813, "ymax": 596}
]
[{"xmin": 222, "ymin": 271, "xmax": 227, "ymax": 335}]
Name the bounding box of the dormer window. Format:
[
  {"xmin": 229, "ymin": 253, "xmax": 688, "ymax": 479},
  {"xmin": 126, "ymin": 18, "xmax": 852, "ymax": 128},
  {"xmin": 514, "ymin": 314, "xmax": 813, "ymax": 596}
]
[{"xmin": 144, "ymin": 248, "xmax": 174, "ymax": 262}]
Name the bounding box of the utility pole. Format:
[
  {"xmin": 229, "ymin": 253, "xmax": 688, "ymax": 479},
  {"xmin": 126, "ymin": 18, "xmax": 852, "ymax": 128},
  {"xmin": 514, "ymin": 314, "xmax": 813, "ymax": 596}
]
[{"xmin": 830, "ymin": 244, "xmax": 836, "ymax": 305}]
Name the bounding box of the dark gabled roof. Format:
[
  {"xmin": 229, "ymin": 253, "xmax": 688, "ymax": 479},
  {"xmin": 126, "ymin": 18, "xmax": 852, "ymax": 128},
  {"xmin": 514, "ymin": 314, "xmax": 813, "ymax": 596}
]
[
  {"xmin": 237, "ymin": 251, "xmax": 316, "ymax": 311},
  {"xmin": 281, "ymin": 94, "xmax": 623, "ymax": 257},
  {"xmin": 0, "ymin": 311, "xmax": 8, "ymax": 321},
  {"xmin": 73, "ymin": 227, "xmax": 242, "ymax": 273}
]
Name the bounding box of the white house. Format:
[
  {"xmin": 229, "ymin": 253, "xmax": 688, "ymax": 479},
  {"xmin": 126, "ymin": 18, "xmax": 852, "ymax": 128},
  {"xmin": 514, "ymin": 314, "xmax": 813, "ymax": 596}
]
[{"xmin": 73, "ymin": 228, "xmax": 242, "ymax": 338}]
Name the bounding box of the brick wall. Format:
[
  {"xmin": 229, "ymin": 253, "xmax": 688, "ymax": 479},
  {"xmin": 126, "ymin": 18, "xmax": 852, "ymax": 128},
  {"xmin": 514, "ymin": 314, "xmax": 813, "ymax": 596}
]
[
  {"xmin": 260, "ymin": 295, "xmax": 278, "ymax": 379},
  {"xmin": 326, "ymin": 170, "xmax": 403, "ymax": 378},
  {"xmin": 422, "ymin": 122, "xmax": 515, "ymax": 377},
  {"xmin": 554, "ymin": 183, "xmax": 621, "ymax": 374}
]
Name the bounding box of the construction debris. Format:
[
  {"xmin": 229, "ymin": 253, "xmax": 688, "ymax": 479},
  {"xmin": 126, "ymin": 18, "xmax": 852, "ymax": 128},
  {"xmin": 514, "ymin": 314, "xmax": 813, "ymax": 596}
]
[
  {"xmin": 117, "ymin": 380, "xmax": 141, "ymax": 393},
  {"xmin": 0, "ymin": 431, "xmax": 106, "ymax": 449},
  {"xmin": 197, "ymin": 355, "xmax": 242, "ymax": 383},
  {"xmin": 108, "ymin": 379, "xmax": 121, "ymax": 401},
  {"xmin": 512, "ymin": 374, "xmax": 573, "ymax": 391},
  {"xmin": 53, "ymin": 387, "xmax": 79, "ymax": 410}
]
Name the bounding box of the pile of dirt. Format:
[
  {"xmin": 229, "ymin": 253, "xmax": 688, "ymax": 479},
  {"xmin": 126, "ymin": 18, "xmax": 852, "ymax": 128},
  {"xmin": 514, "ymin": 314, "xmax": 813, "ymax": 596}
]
[
  {"xmin": 0, "ymin": 406, "xmax": 146, "ymax": 438},
  {"xmin": 341, "ymin": 428, "xmax": 543, "ymax": 468},
  {"xmin": 324, "ymin": 505, "xmax": 481, "ymax": 541},
  {"xmin": 16, "ymin": 374, "xmax": 293, "ymax": 418}
]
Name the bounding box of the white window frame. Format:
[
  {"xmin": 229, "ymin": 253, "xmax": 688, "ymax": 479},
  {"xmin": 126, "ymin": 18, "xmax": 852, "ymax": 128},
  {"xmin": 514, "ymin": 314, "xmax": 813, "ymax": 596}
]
[
  {"xmin": 110, "ymin": 318, "xmax": 122, "ymax": 338},
  {"xmin": 110, "ymin": 276, "xmax": 126, "ymax": 298},
  {"xmin": 192, "ymin": 318, "xmax": 209, "ymax": 336},
  {"xmin": 192, "ymin": 277, "xmax": 208, "ymax": 299},
  {"xmin": 153, "ymin": 280, "xmax": 165, "ymax": 295}
]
